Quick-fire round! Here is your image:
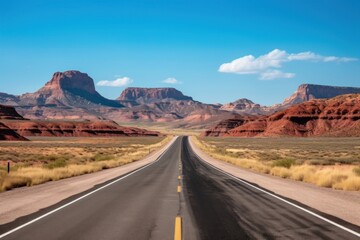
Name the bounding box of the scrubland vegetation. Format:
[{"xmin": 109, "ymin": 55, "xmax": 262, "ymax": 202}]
[
  {"xmin": 193, "ymin": 137, "xmax": 360, "ymax": 191},
  {"xmin": 0, "ymin": 136, "xmax": 170, "ymax": 191}
]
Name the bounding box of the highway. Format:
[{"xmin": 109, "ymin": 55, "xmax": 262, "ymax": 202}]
[{"xmin": 0, "ymin": 136, "xmax": 359, "ymax": 239}]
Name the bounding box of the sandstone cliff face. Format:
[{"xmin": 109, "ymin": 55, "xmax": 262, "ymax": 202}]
[
  {"xmin": 118, "ymin": 87, "xmax": 193, "ymax": 104},
  {"xmin": 282, "ymin": 84, "xmax": 360, "ymax": 106},
  {"xmin": 219, "ymin": 94, "xmax": 360, "ymax": 137},
  {"xmin": 0, "ymin": 122, "xmax": 28, "ymax": 141},
  {"xmin": 3, "ymin": 120, "xmax": 160, "ymax": 137}
]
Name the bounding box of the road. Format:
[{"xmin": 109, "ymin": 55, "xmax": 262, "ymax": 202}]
[{"xmin": 0, "ymin": 136, "xmax": 359, "ymax": 239}]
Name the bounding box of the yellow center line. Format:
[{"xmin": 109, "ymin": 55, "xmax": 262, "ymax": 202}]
[{"xmin": 174, "ymin": 216, "xmax": 182, "ymax": 240}]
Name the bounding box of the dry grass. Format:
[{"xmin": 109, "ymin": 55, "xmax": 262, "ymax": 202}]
[
  {"xmin": 0, "ymin": 136, "xmax": 171, "ymax": 191},
  {"xmin": 193, "ymin": 136, "xmax": 360, "ymax": 191}
]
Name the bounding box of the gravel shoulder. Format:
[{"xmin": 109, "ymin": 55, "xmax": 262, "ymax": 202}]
[
  {"xmin": 0, "ymin": 136, "xmax": 177, "ymax": 225},
  {"xmin": 189, "ymin": 136, "xmax": 360, "ymax": 226}
]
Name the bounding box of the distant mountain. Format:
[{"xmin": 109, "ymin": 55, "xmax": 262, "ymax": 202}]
[
  {"xmin": 0, "ymin": 71, "xmax": 235, "ymax": 127},
  {"xmin": 220, "ymin": 98, "xmax": 256, "ymax": 111},
  {"xmin": 2, "ymin": 70, "xmax": 360, "ymax": 130},
  {"xmin": 219, "ymin": 98, "xmax": 275, "ymax": 115},
  {"xmin": 0, "ymin": 71, "xmax": 123, "ymax": 120},
  {"xmin": 203, "ymin": 94, "xmax": 360, "ymax": 137},
  {"xmin": 282, "ymin": 84, "xmax": 360, "ymax": 107},
  {"xmin": 111, "ymin": 88, "xmax": 236, "ymax": 126},
  {"xmin": 117, "ymin": 87, "xmax": 193, "ymax": 104},
  {"xmin": 19, "ymin": 71, "xmax": 122, "ymax": 108},
  {"xmin": 219, "ymin": 84, "xmax": 360, "ymax": 115},
  {"xmin": 0, "ymin": 93, "xmax": 19, "ymax": 106}
]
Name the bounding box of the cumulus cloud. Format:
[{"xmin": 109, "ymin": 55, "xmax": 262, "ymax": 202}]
[
  {"xmin": 163, "ymin": 77, "xmax": 181, "ymax": 84},
  {"xmin": 97, "ymin": 77, "xmax": 133, "ymax": 87},
  {"xmin": 219, "ymin": 49, "xmax": 357, "ymax": 80}
]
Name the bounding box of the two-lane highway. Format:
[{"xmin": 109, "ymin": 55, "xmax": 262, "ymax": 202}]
[
  {"xmin": 0, "ymin": 138, "xmax": 182, "ymax": 240},
  {"xmin": 0, "ymin": 136, "xmax": 359, "ymax": 239},
  {"xmin": 181, "ymin": 137, "xmax": 360, "ymax": 239}
]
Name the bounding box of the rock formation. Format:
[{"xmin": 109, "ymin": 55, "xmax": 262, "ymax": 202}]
[
  {"xmin": 282, "ymin": 84, "xmax": 360, "ymax": 106},
  {"xmin": 3, "ymin": 120, "xmax": 160, "ymax": 137},
  {"xmin": 0, "ymin": 122, "xmax": 28, "ymax": 141},
  {"xmin": 202, "ymin": 116, "xmax": 259, "ymax": 137},
  {"xmin": 19, "ymin": 70, "xmax": 122, "ymax": 108},
  {"xmin": 0, "ymin": 105, "xmax": 25, "ymax": 120},
  {"xmin": 204, "ymin": 94, "xmax": 360, "ymax": 137},
  {"xmin": 117, "ymin": 87, "xmax": 193, "ymax": 104}
]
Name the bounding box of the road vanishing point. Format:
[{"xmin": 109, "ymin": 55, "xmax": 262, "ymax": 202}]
[{"xmin": 0, "ymin": 136, "xmax": 359, "ymax": 240}]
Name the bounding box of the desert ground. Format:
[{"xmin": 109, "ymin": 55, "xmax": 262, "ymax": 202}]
[
  {"xmin": 0, "ymin": 136, "xmax": 169, "ymax": 191},
  {"xmin": 194, "ymin": 136, "xmax": 360, "ymax": 191}
]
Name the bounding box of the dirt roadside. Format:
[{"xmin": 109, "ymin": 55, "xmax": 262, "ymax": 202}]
[
  {"xmin": 0, "ymin": 136, "xmax": 177, "ymax": 225},
  {"xmin": 189, "ymin": 136, "xmax": 360, "ymax": 226}
]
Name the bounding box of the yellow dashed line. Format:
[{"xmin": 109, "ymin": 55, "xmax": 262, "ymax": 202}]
[{"xmin": 174, "ymin": 216, "xmax": 182, "ymax": 240}]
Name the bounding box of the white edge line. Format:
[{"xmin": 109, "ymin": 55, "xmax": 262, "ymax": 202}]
[
  {"xmin": 188, "ymin": 137, "xmax": 360, "ymax": 238},
  {"xmin": 0, "ymin": 136, "xmax": 178, "ymax": 239}
]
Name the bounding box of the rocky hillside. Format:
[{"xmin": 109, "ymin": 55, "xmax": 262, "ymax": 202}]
[
  {"xmin": 3, "ymin": 120, "xmax": 160, "ymax": 137},
  {"xmin": 0, "ymin": 122, "xmax": 28, "ymax": 141},
  {"xmin": 204, "ymin": 94, "xmax": 360, "ymax": 137},
  {"xmin": 0, "ymin": 104, "xmax": 160, "ymax": 139},
  {"xmin": 202, "ymin": 116, "xmax": 260, "ymax": 137},
  {"xmin": 118, "ymin": 87, "xmax": 193, "ymax": 104},
  {"xmin": 0, "ymin": 105, "xmax": 28, "ymax": 140}
]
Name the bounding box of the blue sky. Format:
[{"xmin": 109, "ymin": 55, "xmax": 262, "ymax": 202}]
[{"xmin": 1, "ymin": 0, "xmax": 359, "ymax": 105}]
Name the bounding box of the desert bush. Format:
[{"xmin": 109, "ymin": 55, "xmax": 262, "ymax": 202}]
[
  {"xmin": 44, "ymin": 158, "xmax": 67, "ymax": 169},
  {"xmin": 272, "ymin": 159, "xmax": 295, "ymax": 169},
  {"xmin": 91, "ymin": 153, "xmax": 114, "ymax": 162},
  {"xmin": 353, "ymin": 166, "xmax": 360, "ymax": 176}
]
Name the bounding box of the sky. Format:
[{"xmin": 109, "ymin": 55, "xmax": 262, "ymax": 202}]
[{"xmin": 1, "ymin": 0, "xmax": 360, "ymax": 105}]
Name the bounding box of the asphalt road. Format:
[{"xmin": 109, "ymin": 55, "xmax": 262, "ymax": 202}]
[{"xmin": 0, "ymin": 136, "xmax": 359, "ymax": 240}]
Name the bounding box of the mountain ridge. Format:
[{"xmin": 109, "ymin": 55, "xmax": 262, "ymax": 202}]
[{"xmin": 1, "ymin": 70, "xmax": 360, "ymax": 129}]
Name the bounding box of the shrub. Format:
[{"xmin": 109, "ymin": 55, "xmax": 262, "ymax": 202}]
[
  {"xmin": 353, "ymin": 166, "xmax": 360, "ymax": 176},
  {"xmin": 272, "ymin": 159, "xmax": 295, "ymax": 169},
  {"xmin": 91, "ymin": 153, "xmax": 114, "ymax": 162},
  {"xmin": 44, "ymin": 158, "xmax": 67, "ymax": 169}
]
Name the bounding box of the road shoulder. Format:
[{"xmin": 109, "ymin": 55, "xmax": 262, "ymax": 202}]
[
  {"xmin": 0, "ymin": 136, "xmax": 177, "ymax": 225},
  {"xmin": 189, "ymin": 136, "xmax": 360, "ymax": 226}
]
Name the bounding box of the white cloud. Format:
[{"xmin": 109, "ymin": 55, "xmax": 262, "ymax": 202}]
[
  {"xmin": 219, "ymin": 49, "xmax": 357, "ymax": 80},
  {"xmin": 97, "ymin": 77, "xmax": 133, "ymax": 87},
  {"xmin": 260, "ymin": 70, "xmax": 295, "ymax": 80},
  {"xmin": 163, "ymin": 77, "xmax": 181, "ymax": 84}
]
